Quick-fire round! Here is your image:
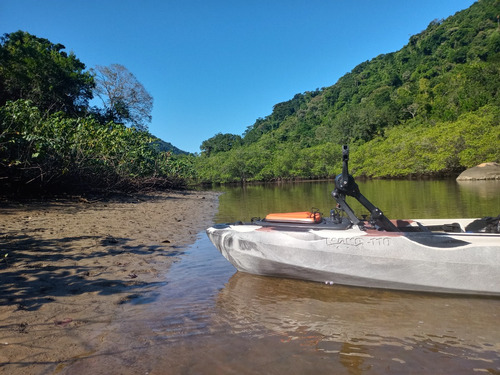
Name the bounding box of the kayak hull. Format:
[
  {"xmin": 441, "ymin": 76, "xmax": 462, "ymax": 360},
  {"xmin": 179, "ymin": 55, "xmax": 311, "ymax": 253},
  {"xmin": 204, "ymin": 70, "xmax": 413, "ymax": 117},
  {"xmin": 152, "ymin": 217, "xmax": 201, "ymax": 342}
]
[{"xmin": 206, "ymin": 219, "xmax": 500, "ymax": 296}]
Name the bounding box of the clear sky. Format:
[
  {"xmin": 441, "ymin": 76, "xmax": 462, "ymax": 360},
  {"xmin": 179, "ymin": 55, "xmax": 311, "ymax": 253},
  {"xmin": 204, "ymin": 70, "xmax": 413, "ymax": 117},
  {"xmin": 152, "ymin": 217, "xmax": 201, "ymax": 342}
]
[{"xmin": 2, "ymin": 0, "xmax": 476, "ymax": 153}]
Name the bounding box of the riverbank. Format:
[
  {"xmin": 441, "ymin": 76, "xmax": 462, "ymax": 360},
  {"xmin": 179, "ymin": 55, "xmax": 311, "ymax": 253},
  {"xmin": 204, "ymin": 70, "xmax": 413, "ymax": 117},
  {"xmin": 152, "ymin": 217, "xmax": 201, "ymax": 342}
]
[{"xmin": 0, "ymin": 190, "xmax": 219, "ymax": 374}]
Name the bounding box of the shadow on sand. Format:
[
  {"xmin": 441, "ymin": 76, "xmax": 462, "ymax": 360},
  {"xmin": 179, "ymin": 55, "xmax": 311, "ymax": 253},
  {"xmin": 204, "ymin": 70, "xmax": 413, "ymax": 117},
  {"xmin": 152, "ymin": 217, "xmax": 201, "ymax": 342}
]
[{"xmin": 0, "ymin": 230, "xmax": 183, "ymax": 311}]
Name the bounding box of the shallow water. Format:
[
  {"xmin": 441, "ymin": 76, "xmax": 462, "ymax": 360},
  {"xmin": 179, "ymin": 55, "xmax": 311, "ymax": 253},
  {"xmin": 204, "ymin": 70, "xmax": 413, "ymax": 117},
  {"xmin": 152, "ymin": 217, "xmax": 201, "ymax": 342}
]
[
  {"xmin": 72, "ymin": 233, "xmax": 500, "ymax": 374},
  {"xmin": 162, "ymin": 236, "xmax": 496, "ymax": 373},
  {"xmin": 67, "ymin": 180, "xmax": 500, "ymax": 374}
]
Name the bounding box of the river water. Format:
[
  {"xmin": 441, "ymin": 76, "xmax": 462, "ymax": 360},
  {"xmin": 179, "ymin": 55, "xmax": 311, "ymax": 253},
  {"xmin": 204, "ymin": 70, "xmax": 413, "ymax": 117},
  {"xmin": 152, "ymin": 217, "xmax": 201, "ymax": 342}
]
[{"xmin": 74, "ymin": 180, "xmax": 500, "ymax": 374}]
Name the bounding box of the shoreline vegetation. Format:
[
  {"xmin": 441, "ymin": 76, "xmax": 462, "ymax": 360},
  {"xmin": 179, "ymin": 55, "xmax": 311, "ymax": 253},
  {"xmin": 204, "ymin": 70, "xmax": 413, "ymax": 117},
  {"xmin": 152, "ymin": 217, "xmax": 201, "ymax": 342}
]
[
  {"xmin": 1, "ymin": 1, "xmax": 499, "ymax": 196},
  {"xmin": 0, "ymin": 31, "xmax": 193, "ymax": 198},
  {"xmin": 0, "ymin": 98, "xmax": 193, "ymax": 197}
]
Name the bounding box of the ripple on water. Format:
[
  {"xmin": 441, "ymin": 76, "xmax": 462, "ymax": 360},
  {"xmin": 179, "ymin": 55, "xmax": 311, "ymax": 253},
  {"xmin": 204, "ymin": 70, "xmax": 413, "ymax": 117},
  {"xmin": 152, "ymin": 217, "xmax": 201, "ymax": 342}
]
[{"xmin": 104, "ymin": 233, "xmax": 500, "ymax": 374}]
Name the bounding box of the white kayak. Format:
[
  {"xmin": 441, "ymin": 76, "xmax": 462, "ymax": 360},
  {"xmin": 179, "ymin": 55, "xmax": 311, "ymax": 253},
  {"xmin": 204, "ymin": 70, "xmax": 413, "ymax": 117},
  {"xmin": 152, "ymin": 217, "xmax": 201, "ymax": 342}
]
[{"xmin": 207, "ymin": 215, "xmax": 500, "ymax": 296}]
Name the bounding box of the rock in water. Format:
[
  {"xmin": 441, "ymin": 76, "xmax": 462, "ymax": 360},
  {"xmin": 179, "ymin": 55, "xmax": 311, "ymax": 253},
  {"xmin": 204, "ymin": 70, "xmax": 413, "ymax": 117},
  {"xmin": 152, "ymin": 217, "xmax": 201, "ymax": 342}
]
[{"xmin": 456, "ymin": 162, "xmax": 500, "ymax": 181}]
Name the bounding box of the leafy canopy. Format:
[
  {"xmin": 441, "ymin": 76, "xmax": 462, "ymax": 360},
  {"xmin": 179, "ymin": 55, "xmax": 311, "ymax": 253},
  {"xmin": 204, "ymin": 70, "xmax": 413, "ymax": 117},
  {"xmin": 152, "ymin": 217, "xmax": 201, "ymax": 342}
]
[
  {"xmin": 0, "ymin": 30, "xmax": 94, "ymax": 115},
  {"xmin": 0, "ymin": 32, "xmax": 183, "ymax": 193}
]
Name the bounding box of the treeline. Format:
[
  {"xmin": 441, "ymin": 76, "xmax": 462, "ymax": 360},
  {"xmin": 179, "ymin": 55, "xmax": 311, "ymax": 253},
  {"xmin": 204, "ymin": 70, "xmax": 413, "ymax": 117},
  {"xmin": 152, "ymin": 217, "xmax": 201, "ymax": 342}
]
[
  {"xmin": 2, "ymin": 0, "xmax": 499, "ymax": 193},
  {"xmin": 195, "ymin": 0, "xmax": 500, "ymax": 183},
  {"xmin": 0, "ymin": 31, "xmax": 192, "ymax": 195}
]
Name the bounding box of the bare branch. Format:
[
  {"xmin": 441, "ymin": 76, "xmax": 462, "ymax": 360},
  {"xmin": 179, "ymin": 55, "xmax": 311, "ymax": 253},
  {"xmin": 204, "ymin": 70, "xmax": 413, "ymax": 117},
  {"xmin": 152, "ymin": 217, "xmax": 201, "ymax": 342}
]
[{"xmin": 91, "ymin": 64, "xmax": 153, "ymax": 130}]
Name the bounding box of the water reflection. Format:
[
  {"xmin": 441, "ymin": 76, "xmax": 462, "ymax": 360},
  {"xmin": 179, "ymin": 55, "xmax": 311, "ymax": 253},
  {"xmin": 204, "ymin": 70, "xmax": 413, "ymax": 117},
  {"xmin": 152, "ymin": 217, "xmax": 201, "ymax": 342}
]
[
  {"xmin": 69, "ymin": 232, "xmax": 500, "ymax": 374},
  {"xmin": 457, "ymin": 179, "xmax": 500, "ymax": 198},
  {"xmin": 216, "ymin": 272, "xmax": 500, "ymax": 373},
  {"xmin": 215, "ymin": 179, "xmax": 500, "ymax": 223}
]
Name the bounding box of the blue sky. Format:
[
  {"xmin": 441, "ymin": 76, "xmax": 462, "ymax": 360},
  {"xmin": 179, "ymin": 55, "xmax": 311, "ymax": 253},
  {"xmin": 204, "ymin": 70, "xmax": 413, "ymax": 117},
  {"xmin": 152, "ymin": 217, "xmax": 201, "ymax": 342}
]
[{"xmin": 2, "ymin": 0, "xmax": 476, "ymax": 153}]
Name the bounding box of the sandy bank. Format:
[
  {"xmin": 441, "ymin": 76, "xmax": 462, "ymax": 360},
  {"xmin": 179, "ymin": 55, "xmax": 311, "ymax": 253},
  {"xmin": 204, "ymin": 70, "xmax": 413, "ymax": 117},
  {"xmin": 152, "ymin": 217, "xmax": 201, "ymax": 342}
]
[{"xmin": 0, "ymin": 190, "xmax": 219, "ymax": 374}]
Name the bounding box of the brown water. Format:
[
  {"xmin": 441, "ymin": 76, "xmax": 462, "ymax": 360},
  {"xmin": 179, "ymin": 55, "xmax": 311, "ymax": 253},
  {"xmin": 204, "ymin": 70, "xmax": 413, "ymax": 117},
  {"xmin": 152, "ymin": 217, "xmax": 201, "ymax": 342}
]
[
  {"xmin": 66, "ymin": 180, "xmax": 500, "ymax": 374},
  {"xmin": 214, "ymin": 179, "xmax": 500, "ymax": 222}
]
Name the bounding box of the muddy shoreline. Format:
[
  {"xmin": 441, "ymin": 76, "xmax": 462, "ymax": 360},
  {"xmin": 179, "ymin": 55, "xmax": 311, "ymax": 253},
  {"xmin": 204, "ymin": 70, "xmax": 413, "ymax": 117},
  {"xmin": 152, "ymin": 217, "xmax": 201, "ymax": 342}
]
[{"xmin": 0, "ymin": 190, "xmax": 219, "ymax": 374}]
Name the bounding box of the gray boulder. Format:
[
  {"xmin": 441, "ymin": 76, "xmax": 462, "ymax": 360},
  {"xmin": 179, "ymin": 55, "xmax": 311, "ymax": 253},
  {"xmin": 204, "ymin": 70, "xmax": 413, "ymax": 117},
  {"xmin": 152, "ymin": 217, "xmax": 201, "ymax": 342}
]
[{"xmin": 456, "ymin": 162, "xmax": 500, "ymax": 181}]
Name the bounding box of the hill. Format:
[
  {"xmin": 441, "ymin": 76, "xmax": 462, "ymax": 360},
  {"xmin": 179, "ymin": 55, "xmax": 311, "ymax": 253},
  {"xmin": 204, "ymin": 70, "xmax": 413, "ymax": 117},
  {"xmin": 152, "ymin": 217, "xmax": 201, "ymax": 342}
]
[
  {"xmin": 153, "ymin": 139, "xmax": 189, "ymax": 155},
  {"xmin": 195, "ymin": 0, "xmax": 500, "ymax": 183}
]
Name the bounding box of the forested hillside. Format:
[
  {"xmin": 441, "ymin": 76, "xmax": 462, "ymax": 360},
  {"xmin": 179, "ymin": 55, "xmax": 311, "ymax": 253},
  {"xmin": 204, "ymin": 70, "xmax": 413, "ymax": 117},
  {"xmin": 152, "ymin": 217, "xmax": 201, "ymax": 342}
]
[
  {"xmin": 196, "ymin": 0, "xmax": 500, "ymax": 183},
  {"xmin": 2, "ymin": 1, "xmax": 499, "ymax": 193}
]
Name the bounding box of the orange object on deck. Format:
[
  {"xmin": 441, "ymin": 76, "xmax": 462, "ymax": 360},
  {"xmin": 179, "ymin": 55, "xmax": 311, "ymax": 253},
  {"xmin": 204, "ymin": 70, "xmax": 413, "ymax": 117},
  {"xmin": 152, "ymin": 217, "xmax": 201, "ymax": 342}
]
[{"xmin": 265, "ymin": 211, "xmax": 322, "ymax": 224}]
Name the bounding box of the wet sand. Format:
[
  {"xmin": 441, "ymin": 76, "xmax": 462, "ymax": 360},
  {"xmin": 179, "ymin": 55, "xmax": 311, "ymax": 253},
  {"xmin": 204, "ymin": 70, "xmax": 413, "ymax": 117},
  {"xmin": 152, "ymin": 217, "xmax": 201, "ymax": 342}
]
[{"xmin": 0, "ymin": 190, "xmax": 219, "ymax": 374}]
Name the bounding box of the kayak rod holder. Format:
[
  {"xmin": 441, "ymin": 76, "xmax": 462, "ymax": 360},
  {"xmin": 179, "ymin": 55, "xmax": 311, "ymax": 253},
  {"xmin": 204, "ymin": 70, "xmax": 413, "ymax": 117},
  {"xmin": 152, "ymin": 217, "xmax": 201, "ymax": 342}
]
[{"xmin": 332, "ymin": 145, "xmax": 399, "ymax": 232}]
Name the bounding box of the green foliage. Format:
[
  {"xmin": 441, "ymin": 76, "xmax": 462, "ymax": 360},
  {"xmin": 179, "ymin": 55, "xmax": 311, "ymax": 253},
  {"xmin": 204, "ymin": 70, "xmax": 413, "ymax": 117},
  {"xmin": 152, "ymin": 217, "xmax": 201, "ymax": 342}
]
[
  {"xmin": 242, "ymin": 91, "xmax": 319, "ymax": 144},
  {"xmin": 152, "ymin": 139, "xmax": 188, "ymax": 155},
  {"xmin": 196, "ymin": 0, "xmax": 500, "ymax": 183},
  {"xmin": 353, "ymin": 105, "xmax": 500, "ymax": 178},
  {"xmin": 196, "ymin": 141, "xmax": 341, "ymax": 183},
  {"xmin": 0, "ymin": 31, "xmax": 189, "ymax": 194},
  {"xmin": 0, "ymin": 100, "xmax": 185, "ymax": 193},
  {"xmin": 200, "ymin": 133, "xmax": 242, "ymax": 156},
  {"xmin": 0, "ymin": 31, "xmax": 94, "ymax": 115}
]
